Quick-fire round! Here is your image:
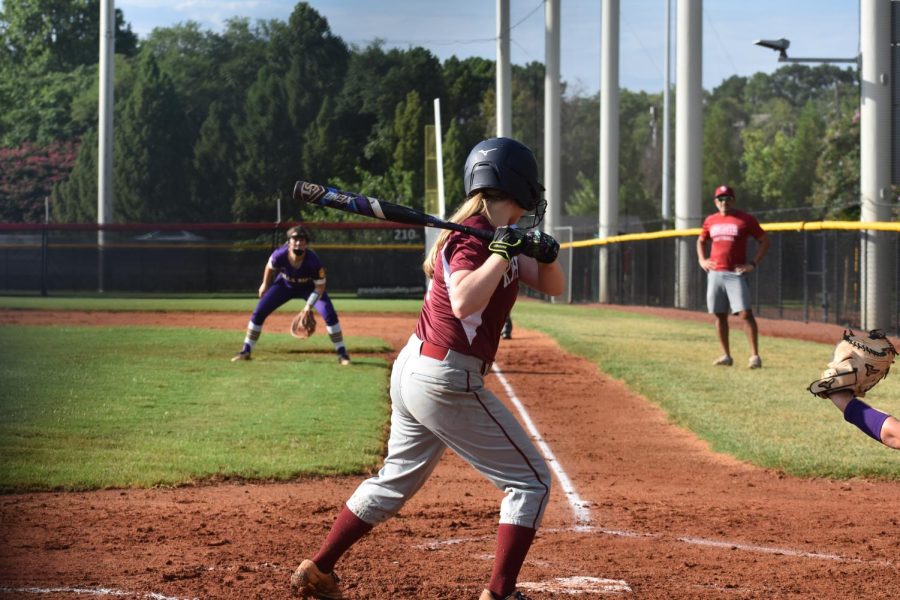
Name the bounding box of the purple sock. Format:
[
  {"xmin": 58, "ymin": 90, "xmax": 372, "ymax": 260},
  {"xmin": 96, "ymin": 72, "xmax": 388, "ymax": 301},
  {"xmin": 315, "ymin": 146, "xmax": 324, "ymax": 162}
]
[{"xmin": 844, "ymin": 399, "xmax": 890, "ymax": 443}]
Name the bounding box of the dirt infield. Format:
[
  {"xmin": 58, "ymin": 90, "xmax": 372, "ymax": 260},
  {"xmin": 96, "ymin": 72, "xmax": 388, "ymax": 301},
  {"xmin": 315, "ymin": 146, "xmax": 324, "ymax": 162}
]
[{"xmin": 0, "ymin": 308, "xmax": 897, "ymax": 599}]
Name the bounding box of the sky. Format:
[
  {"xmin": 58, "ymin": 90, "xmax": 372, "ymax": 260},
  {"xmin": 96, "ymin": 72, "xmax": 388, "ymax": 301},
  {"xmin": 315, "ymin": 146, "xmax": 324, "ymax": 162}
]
[{"xmin": 117, "ymin": 0, "xmax": 861, "ymax": 95}]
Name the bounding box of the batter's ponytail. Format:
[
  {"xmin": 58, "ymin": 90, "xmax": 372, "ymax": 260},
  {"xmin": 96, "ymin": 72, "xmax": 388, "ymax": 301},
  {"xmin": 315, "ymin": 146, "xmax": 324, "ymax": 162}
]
[{"xmin": 422, "ymin": 193, "xmax": 489, "ymax": 279}]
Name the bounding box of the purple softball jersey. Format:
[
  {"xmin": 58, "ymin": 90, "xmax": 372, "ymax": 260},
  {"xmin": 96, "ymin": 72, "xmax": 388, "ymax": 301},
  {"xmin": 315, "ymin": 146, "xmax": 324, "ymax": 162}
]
[{"xmin": 268, "ymin": 245, "xmax": 326, "ymax": 287}]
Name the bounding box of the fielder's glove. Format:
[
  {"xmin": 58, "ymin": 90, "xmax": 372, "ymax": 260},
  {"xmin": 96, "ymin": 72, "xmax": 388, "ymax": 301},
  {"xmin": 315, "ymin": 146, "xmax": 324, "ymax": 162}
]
[
  {"xmin": 290, "ymin": 309, "xmax": 317, "ymax": 339},
  {"xmin": 521, "ymin": 230, "xmax": 560, "ymax": 263},
  {"xmin": 808, "ymin": 329, "xmax": 897, "ymax": 398},
  {"xmin": 488, "ymin": 226, "xmax": 525, "ymax": 261}
]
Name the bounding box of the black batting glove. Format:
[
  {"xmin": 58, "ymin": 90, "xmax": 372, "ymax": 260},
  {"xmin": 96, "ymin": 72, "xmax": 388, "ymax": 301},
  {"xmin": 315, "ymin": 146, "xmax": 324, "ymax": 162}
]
[
  {"xmin": 521, "ymin": 230, "xmax": 560, "ymax": 263},
  {"xmin": 488, "ymin": 226, "xmax": 525, "ymax": 261}
]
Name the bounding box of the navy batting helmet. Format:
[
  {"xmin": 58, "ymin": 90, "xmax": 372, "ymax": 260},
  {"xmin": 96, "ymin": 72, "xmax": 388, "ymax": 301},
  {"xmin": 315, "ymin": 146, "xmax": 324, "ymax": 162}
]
[{"xmin": 463, "ymin": 137, "xmax": 544, "ymax": 211}]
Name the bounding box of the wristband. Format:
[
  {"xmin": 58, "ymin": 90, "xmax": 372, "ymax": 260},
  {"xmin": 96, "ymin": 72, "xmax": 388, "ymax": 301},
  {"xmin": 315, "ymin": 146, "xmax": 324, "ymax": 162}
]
[{"xmin": 306, "ymin": 291, "xmax": 320, "ymax": 307}]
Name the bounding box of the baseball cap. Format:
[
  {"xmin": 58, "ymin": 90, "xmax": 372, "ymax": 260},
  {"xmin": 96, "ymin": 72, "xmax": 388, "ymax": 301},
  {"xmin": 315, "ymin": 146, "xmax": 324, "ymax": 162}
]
[{"xmin": 714, "ymin": 185, "xmax": 735, "ymax": 200}]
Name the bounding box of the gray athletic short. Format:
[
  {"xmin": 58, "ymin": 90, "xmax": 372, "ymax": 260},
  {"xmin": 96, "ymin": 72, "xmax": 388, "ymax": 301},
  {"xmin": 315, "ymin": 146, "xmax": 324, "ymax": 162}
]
[{"xmin": 706, "ymin": 270, "xmax": 751, "ymax": 314}]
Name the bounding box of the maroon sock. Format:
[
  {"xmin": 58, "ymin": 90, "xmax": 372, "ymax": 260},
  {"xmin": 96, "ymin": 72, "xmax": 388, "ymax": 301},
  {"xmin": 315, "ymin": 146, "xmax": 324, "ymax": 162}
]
[
  {"xmin": 488, "ymin": 524, "xmax": 536, "ymax": 598},
  {"xmin": 312, "ymin": 505, "xmax": 373, "ymax": 573}
]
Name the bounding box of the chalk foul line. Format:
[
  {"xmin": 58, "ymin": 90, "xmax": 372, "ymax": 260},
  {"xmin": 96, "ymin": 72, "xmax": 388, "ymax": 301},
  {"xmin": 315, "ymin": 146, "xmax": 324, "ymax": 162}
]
[
  {"xmin": 0, "ymin": 587, "xmax": 197, "ymax": 600},
  {"xmin": 491, "ymin": 362, "xmax": 592, "ymax": 525}
]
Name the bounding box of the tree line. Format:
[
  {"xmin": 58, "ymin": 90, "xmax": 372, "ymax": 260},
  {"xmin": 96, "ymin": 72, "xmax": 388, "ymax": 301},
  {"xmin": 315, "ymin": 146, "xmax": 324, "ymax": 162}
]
[{"xmin": 0, "ymin": 0, "xmax": 865, "ymax": 228}]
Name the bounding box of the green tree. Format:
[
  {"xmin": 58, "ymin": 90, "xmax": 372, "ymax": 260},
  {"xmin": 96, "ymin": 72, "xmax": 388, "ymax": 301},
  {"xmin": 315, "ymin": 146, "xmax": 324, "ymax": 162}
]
[
  {"xmin": 192, "ymin": 101, "xmax": 237, "ymax": 222},
  {"xmin": 784, "ymin": 101, "xmax": 824, "ymax": 209},
  {"xmin": 811, "ymin": 108, "xmax": 860, "ymax": 219},
  {"xmin": 561, "ymin": 94, "xmax": 599, "ymax": 214},
  {"xmin": 51, "ymin": 129, "xmax": 98, "ymax": 222},
  {"xmin": 0, "ymin": 66, "xmax": 95, "ymax": 145},
  {"xmin": 335, "ymin": 43, "xmax": 443, "ymax": 177},
  {"xmin": 441, "ymin": 119, "xmax": 467, "ymax": 208},
  {"xmin": 742, "ymin": 127, "xmax": 791, "ymax": 212},
  {"xmin": 274, "ymin": 4, "xmax": 349, "ymax": 127},
  {"xmin": 511, "ymin": 61, "xmax": 545, "ymax": 155},
  {"xmin": 392, "ymin": 90, "xmax": 424, "ymax": 207},
  {"xmin": 566, "ymin": 172, "xmax": 599, "ymax": 218},
  {"xmin": 301, "ymin": 97, "xmax": 338, "ymax": 185},
  {"xmin": 232, "ymin": 66, "xmax": 294, "ymax": 222},
  {"xmin": 703, "ymin": 95, "xmax": 746, "ymax": 201},
  {"xmin": 616, "ymin": 90, "xmax": 658, "ymax": 224},
  {"xmin": 0, "ymin": 0, "xmax": 136, "ymax": 71},
  {"xmin": 439, "ymin": 56, "xmax": 495, "ymax": 207},
  {"xmin": 113, "ymin": 52, "xmax": 192, "ymax": 222}
]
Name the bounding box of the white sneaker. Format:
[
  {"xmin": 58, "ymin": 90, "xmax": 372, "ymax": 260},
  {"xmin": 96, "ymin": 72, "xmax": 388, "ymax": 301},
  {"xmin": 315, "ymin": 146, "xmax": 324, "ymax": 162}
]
[
  {"xmin": 748, "ymin": 355, "xmax": 762, "ymax": 369},
  {"xmin": 712, "ymin": 355, "xmax": 733, "ymax": 366}
]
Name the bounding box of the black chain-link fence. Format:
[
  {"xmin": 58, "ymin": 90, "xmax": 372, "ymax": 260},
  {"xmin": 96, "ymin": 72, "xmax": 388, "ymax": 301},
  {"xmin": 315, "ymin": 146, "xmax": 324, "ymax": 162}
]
[
  {"xmin": 0, "ymin": 223, "xmax": 427, "ymax": 296},
  {"xmin": 1, "ymin": 222, "xmax": 897, "ymax": 334}
]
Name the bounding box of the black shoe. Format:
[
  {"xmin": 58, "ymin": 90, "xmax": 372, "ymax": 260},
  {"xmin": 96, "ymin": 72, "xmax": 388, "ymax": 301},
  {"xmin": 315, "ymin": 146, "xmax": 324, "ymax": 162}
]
[
  {"xmin": 337, "ymin": 349, "xmax": 351, "ymax": 366},
  {"xmin": 500, "ymin": 318, "xmax": 513, "ymax": 340}
]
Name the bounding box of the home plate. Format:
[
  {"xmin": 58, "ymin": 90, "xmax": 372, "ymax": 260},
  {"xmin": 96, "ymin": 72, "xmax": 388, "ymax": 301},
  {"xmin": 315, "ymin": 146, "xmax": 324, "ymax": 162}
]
[{"xmin": 518, "ymin": 576, "xmax": 632, "ymax": 594}]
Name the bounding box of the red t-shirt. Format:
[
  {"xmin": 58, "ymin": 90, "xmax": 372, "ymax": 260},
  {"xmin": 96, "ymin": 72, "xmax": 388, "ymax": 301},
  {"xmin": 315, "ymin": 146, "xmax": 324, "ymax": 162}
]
[
  {"xmin": 415, "ymin": 215, "xmax": 519, "ymax": 363},
  {"xmin": 699, "ymin": 209, "xmax": 765, "ymax": 271}
]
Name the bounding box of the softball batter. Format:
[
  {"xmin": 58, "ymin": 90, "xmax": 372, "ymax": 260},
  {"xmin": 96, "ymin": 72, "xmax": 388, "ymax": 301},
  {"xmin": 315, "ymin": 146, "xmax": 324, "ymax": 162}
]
[
  {"xmin": 290, "ymin": 137, "xmax": 564, "ymax": 600},
  {"xmin": 231, "ymin": 226, "xmax": 351, "ymax": 365}
]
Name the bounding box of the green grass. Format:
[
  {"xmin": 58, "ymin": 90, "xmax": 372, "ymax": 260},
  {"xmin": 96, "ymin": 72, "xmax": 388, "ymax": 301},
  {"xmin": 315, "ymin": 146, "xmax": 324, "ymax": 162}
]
[
  {"xmin": 0, "ymin": 325, "xmax": 391, "ymax": 490},
  {"xmin": 1, "ymin": 295, "xmax": 897, "ymax": 490},
  {"xmin": 511, "ymin": 301, "xmax": 900, "ymax": 479},
  {"xmin": 0, "ymin": 293, "xmax": 423, "ymax": 314}
]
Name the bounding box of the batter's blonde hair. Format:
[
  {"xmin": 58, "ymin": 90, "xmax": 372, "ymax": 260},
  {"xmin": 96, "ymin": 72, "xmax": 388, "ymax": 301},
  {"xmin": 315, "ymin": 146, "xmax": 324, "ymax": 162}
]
[{"xmin": 422, "ymin": 192, "xmax": 491, "ymax": 279}]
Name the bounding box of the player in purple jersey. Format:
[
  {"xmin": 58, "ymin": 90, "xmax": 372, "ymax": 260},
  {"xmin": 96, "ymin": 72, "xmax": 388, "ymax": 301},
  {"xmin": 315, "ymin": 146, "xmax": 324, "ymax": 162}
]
[
  {"xmin": 231, "ymin": 226, "xmax": 350, "ymax": 365},
  {"xmin": 290, "ymin": 138, "xmax": 565, "ymax": 600}
]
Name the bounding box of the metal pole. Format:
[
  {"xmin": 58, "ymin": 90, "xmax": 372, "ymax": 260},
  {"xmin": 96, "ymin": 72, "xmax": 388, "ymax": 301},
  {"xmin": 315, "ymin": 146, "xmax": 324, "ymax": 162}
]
[
  {"xmin": 674, "ymin": 0, "xmax": 703, "ymax": 309},
  {"xmin": 496, "ymin": 0, "xmax": 512, "ymax": 138},
  {"xmin": 599, "ymin": 0, "xmax": 620, "ymax": 304},
  {"xmin": 97, "ymin": 0, "xmax": 115, "ymax": 293},
  {"xmin": 40, "ymin": 197, "xmax": 49, "ymax": 297},
  {"xmin": 544, "ymin": 0, "xmax": 561, "ymax": 243},
  {"xmin": 434, "ymin": 98, "xmax": 446, "ymax": 219},
  {"xmin": 661, "ymin": 0, "xmax": 672, "ymax": 226},
  {"xmin": 859, "ymin": 0, "xmax": 891, "ymax": 330},
  {"xmin": 777, "ymin": 234, "xmax": 783, "ymax": 319},
  {"xmin": 822, "ymin": 232, "xmax": 829, "ymax": 323},
  {"xmin": 803, "ymin": 231, "xmax": 809, "ymax": 323}
]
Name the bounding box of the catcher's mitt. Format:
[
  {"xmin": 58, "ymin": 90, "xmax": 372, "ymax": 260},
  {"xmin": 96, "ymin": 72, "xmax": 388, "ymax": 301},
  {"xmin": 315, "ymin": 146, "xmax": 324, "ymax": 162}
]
[
  {"xmin": 808, "ymin": 329, "xmax": 897, "ymax": 398},
  {"xmin": 290, "ymin": 309, "xmax": 316, "ymax": 339}
]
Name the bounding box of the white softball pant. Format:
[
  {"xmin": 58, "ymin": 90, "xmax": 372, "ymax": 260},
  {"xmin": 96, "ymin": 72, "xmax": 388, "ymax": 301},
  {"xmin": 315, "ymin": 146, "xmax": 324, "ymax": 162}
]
[{"xmin": 346, "ymin": 334, "xmax": 551, "ymax": 529}]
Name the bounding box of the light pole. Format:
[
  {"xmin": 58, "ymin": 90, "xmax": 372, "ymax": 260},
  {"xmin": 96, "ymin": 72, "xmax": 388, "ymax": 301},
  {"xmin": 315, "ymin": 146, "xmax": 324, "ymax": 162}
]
[{"xmin": 754, "ymin": 6, "xmax": 892, "ymax": 332}]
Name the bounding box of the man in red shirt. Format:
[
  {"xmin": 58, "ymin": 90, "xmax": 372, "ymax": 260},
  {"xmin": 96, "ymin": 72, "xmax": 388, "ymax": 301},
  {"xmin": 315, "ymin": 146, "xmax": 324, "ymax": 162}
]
[{"xmin": 696, "ymin": 185, "xmax": 770, "ymax": 368}]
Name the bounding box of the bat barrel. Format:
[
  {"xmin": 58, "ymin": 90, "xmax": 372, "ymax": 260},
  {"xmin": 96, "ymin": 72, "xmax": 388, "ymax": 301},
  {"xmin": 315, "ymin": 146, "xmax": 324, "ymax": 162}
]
[{"xmin": 293, "ymin": 181, "xmax": 384, "ymax": 220}]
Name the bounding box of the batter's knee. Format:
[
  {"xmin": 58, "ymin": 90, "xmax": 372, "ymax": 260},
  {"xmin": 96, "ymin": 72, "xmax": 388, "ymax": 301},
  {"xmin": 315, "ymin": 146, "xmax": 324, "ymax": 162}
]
[
  {"xmin": 500, "ymin": 460, "xmax": 552, "ymax": 529},
  {"xmin": 345, "ymin": 489, "xmax": 406, "ymax": 525}
]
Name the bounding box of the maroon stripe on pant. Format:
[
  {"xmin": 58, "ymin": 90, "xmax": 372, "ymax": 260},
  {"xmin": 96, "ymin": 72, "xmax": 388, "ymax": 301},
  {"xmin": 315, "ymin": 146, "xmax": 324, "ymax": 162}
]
[{"xmin": 473, "ymin": 391, "xmax": 550, "ymax": 530}]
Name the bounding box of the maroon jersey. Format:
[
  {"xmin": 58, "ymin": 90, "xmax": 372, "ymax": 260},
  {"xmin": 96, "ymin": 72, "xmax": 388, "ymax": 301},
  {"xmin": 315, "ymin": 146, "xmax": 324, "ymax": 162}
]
[
  {"xmin": 699, "ymin": 210, "xmax": 765, "ymax": 271},
  {"xmin": 415, "ymin": 215, "xmax": 519, "ymax": 363}
]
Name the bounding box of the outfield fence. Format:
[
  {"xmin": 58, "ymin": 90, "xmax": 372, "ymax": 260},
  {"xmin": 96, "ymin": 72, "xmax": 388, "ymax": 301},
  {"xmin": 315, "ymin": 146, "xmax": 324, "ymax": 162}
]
[
  {"xmin": 1, "ymin": 221, "xmax": 897, "ymax": 334},
  {"xmin": 561, "ymin": 221, "xmax": 900, "ymax": 335},
  {"xmin": 0, "ymin": 222, "xmax": 427, "ymax": 297}
]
